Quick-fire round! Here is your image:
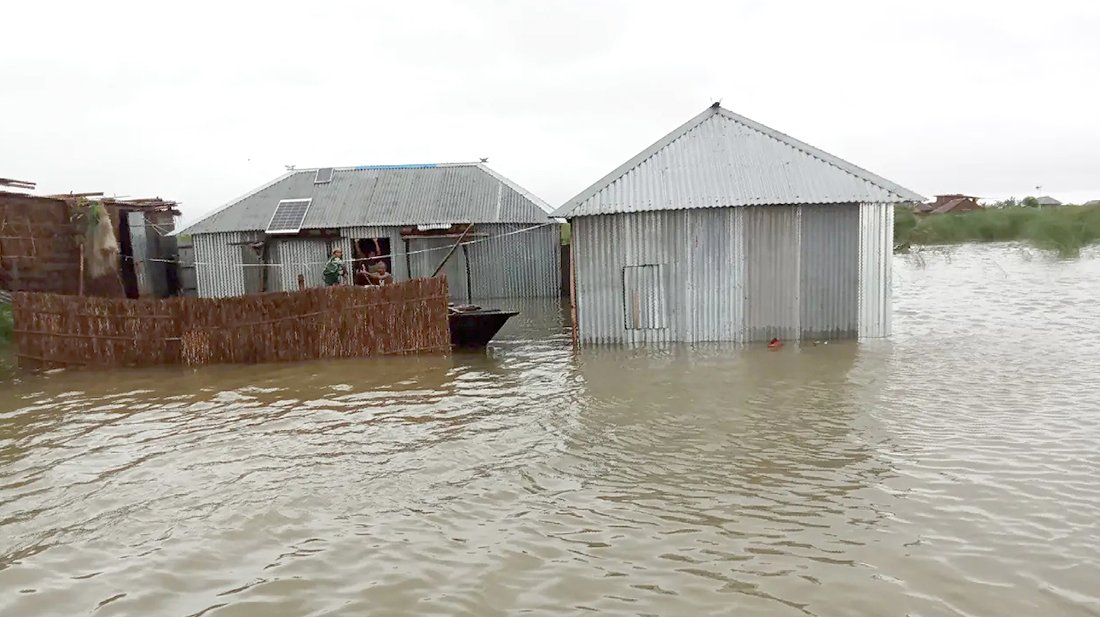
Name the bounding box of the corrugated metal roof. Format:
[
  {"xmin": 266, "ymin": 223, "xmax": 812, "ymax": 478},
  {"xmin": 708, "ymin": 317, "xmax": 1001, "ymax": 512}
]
[
  {"xmin": 180, "ymin": 163, "xmax": 553, "ymax": 235},
  {"xmin": 553, "ymin": 105, "xmax": 925, "ymax": 218}
]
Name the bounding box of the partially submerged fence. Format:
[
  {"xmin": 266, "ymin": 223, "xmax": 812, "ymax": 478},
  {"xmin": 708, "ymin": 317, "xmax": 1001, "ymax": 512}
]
[{"xmin": 10, "ymin": 277, "xmax": 449, "ymax": 370}]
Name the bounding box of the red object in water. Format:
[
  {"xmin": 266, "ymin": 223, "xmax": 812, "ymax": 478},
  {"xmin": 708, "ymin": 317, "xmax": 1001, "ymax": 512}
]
[{"xmin": 767, "ymin": 338, "xmax": 783, "ymax": 350}]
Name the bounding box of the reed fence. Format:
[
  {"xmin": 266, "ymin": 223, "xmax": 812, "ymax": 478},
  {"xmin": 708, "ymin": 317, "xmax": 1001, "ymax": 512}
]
[{"xmin": 10, "ymin": 277, "xmax": 450, "ymax": 370}]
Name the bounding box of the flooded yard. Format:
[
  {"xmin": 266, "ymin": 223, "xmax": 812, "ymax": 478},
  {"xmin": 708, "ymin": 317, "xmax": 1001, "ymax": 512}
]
[{"xmin": 2, "ymin": 244, "xmax": 1099, "ymax": 616}]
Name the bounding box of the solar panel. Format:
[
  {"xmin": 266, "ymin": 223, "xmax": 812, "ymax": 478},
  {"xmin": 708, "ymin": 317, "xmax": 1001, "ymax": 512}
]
[
  {"xmin": 314, "ymin": 167, "xmax": 334, "ymax": 184},
  {"xmin": 266, "ymin": 198, "xmax": 312, "ymax": 234}
]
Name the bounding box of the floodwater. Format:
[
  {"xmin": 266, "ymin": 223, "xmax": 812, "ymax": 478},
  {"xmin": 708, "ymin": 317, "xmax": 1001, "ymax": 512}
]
[{"xmin": 2, "ymin": 244, "xmax": 1099, "ymax": 617}]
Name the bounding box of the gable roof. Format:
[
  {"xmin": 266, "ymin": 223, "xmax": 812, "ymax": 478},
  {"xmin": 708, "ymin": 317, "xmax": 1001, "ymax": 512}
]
[
  {"xmin": 931, "ymin": 197, "xmax": 981, "ymax": 214},
  {"xmin": 1036, "ymin": 195, "xmax": 1062, "ymax": 206},
  {"xmin": 553, "ymin": 104, "xmax": 924, "ymax": 218},
  {"xmin": 179, "ymin": 162, "xmax": 553, "ymax": 235}
]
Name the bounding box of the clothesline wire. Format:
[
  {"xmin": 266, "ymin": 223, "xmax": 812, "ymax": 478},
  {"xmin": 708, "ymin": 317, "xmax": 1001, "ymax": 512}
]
[{"xmin": 123, "ymin": 222, "xmax": 556, "ymax": 270}]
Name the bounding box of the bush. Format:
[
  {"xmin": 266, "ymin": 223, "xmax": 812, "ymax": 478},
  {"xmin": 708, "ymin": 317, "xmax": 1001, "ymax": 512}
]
[
  {"xmin": 896, "ymin": 204, "xmax": 1100, "ymax": 257},
  {"xmin": 894, "ymin": 206, "xmax": 917, "ymax": 248}
]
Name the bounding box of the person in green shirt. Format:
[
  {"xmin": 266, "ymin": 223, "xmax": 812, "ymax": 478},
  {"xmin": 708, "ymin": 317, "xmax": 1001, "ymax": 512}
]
[{"xmin": 322, "ymin": 249, "xmax": 346, "ymax": 286}]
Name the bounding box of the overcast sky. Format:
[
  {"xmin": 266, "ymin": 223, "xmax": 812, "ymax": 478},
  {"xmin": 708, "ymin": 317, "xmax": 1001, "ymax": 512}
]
[{"xmin": 2, "ymin": 0, "xmax": 1098, "ymax": 224}]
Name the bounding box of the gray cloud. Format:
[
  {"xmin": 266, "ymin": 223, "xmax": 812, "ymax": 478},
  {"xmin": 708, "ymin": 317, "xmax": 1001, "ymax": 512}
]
[{"xmin": 2, "ymin": 0, "xmax": 1097, "ymax": 224}]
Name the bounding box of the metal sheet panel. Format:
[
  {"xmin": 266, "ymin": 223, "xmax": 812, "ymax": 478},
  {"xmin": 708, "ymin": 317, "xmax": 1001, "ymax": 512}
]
[
  {"xmin": 572, "ymin": 209, "xmax": 744, "ymax": 345},
  {"xmin": 182, "ymin": 163, "xmax": 552, "ymax": 235},
  {"xmin": 623, "ymin": 264, "xmax": 668, "ymax": 329},
  {"xmin": 127, "ymin": 210, "xmax": 178, "ymax": 298},
  {"xmin": 177, "ymin": 239, "xmax": 198, "ymax": 297},
  {"xmin": 194, "ymin": 232, "xmax": 253, "ymax": 298},
  {"xmin": 408, "ymin": 236, "xmax": 470, "ymax": 301},
  {"xmin": 557, "ymin": 107, "xmax": 924, "ymax": 218},
  {"xmin": 127, "ymin": 211, "xmax": 153, "ymax": 297},
  {"xmin": 744, "ymin": 206, "xmax": 801, "ymax": 342},
  {"xmin": 800, "ymin": 204, "xmax": 859, "ymax": 339},
  {"xmin": 685, "ymin": 207, "xmax": 745, "ymax": 343},
  {"xmin": 270, "ymin": 238, "xmax": 334, "ymax": 292},
  {"xmin": 858, "ymin": 202, "xmax": 893, "ymax": 338},
  {"xmin": 464, "ymin": 224, "xmax": 561, "ymax": 300}
]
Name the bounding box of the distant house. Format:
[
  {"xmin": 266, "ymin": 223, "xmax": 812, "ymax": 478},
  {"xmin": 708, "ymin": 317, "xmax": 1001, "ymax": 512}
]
[
  {"xmin": 916, "ymin": 194, "xmax": 983, "ymax": 215},
  {"xmin": 1085, "ymin": 200, "xmax": 1100, "ymax": 207},
  {"xmin": 1036, "ymin": 196, "xmax": 1063, "ymax": 207}
]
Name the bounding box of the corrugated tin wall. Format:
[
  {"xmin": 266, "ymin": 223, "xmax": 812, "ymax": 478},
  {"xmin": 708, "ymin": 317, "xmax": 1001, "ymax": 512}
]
[
  {"xmin": 744, "ymin": 206, "xmax": 801, "ymax": 342},
  {"xmin": 194, "ymin": 232, "xmax": 255, "ymax": 298},
  {"xmin": 192, "ymin": 224, "xmax": 559, "ymax": 300},
  {"xmin": 800, "ymin": 205, "xmax": 859, "ymax": 339},
  {"xmin": 269, "ymin": 238, "xmax": 334, "ymax": 291},
  {"xmin": 128, "ymin": 211, "xmax": 156, "ymax": 297},
  {"xmin": 685, "ymin": 208, "xmax": 745, "ymax": 342},
  {"xmin": 858, "ymin": 203, "xmax": 893, "ymax": 338},
  {"xmin": 572, "ymin": 204, "xmax": 879, "ymax": 344},
  {"xmin": 465, "ymin": 224, "xmax": 560, "ymax": 300},
  {"xmin": 573, "ymin": 210, "xmax": 744, "ymax": 345},
  {"xmin": 176, "ymin": 236, "xmax": 198, "ymax": 297},
  {"xmin": 408, "ymin": 236, "xmax": 471, "ymax": 301},
  {"xmin": 404, "ymin": 224, "xmax": 559, "ymax": 301}
]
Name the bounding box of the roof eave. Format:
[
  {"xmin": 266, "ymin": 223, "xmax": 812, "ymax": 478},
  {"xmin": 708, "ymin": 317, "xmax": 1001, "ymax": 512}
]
[
  {"xmin": 555, "ymin": 192, "xmax": 927, "ymax": 219},
  {"xmin": 174, "ymin": 171, "xmax": 298, "ymax": 236}
]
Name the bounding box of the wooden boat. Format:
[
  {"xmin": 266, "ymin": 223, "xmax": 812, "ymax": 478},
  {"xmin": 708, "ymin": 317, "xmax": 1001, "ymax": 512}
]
[{"xmin": 448, "ymin": 304, "xmax": 518, "ymax": 349}]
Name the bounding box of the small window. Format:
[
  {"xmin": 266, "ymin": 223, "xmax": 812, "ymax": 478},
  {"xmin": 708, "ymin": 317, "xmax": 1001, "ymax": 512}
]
[
  {"xmin": 314, "ymin": 167, "xmax": 334, "ymax": 184},
  {"xmin": 623, "ymin": 264, "xmax": 667, "ymax": 329},
  {"xmin": 266, "ymin": 198, "xmax": 311, "ymax": 235}
]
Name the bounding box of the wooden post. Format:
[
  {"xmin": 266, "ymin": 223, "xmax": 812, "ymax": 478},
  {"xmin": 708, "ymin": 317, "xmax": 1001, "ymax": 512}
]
[
  {"xmin": 569, "ymin": 226, "xmax": 578, "ymax": 349},
  {"xmin": 258, "ymin": 241, "xmax": 270, "ymax": 292},
  {"xmin": 297, "ymin": 274, "xmax": 305, "ymax": 290},
  {"xmin": 431, "ymin": 223, "xmax": 474, "ymax": 278},
  {"xmin": 78, "ymin": 243, "xmax": 85, "ymax": 296}
]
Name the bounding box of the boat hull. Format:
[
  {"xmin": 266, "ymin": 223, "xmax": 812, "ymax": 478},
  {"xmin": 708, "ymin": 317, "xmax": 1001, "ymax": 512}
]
[{"xmin": 448, "ymin": 310, "xmax": 518, "ymax": 349}]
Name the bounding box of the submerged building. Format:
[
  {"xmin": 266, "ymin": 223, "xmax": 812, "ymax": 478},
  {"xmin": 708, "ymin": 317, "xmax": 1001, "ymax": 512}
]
[
  {"xmin": 179, "ymin": 162, "xmax": 560, "ymax": 300},
  {"xmin": 554, "ymin": 104, "xmax": 923, "ymax": 345}
]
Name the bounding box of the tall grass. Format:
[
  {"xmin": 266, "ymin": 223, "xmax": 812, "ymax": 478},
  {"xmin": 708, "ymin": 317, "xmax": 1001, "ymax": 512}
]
[{"xmin": 895, "ymin": 205, "xmax": 1100, "ymax": 257}]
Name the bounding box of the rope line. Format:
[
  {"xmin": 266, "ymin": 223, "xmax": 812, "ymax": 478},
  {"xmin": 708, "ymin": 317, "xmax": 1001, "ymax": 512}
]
[{"xmin": 128, "ymin": 223, "xmax": 556, "ymax": 270}]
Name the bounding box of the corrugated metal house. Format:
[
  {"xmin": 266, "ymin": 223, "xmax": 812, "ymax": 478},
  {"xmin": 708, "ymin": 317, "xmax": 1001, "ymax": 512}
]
[
  {"xmin": 178, "ymin": 163, "xmax": 560, "ymax": 300},
  {"xmin": 553, "ymin": 104, "xmax": 924, "ymax": 345}
]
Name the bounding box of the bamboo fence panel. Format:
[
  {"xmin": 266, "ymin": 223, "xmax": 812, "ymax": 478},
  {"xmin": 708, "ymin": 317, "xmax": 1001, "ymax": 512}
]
[{"xmin": 11, "ymin": 277, "xmax": 449, "ymax": 370}]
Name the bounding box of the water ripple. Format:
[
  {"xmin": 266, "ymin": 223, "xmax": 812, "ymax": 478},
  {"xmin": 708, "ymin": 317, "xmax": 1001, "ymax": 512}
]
[{"xmin": 1, "ymin": 252, "xmax": 1099, "ymax": 615}]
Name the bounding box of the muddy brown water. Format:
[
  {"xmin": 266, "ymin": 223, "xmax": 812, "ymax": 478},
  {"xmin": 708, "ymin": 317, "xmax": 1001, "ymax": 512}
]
[{"xmin": 2, "ymin": 244, "xmax": 1099, "ymax": 616}]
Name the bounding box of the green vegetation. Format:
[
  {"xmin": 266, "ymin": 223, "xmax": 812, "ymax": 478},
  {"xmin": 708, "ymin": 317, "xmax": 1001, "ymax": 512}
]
[
  {"xmin": 895, "ymin": 204, "xmax": 1100, "ymax": 258},
  {"xmin": 0, "ymin": 303, "xmax": 12, "ymax": 348},
  {"xmin": 560, "ymin": 222, "xmax": 571, "ymax": 245}
]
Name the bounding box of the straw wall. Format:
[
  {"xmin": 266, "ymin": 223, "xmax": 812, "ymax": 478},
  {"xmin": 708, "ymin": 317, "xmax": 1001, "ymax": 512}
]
[
  {"xmin": 11, "ymin": 277, "xmax": 449, "ymax": 370},
  {"xmin": 0, "ymin": 192, "xmax": 129, "ymax": 298}
]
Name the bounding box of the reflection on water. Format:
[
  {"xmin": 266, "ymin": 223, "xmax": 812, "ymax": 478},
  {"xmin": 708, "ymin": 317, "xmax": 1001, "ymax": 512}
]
[{"xmin": 2, "ymin": 244, "xmax": 1100, "ymax": 616}]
